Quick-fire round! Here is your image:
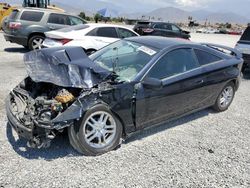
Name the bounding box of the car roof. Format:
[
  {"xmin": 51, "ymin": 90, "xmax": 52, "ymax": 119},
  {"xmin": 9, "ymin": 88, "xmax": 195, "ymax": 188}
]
[
  {"xmin": 126, "ymin": 36, "xmax": 194, "ymax": 50},
  {"xmin": 19, "ymin": 7, "xmax": 76, "ymax": 16},
  {"xmin": 85, "ymin": 23, "xmax": 134, "ymax": 30},
  {"xmin": 136, "ymin": 21, "xmax": 172, "ymax": 24}
]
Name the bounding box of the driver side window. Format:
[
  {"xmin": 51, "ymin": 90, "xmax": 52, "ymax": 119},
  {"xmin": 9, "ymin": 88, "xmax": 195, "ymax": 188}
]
[{"xmin": 147, "ymin": 48, "xmax": 199, "ymax": 80}]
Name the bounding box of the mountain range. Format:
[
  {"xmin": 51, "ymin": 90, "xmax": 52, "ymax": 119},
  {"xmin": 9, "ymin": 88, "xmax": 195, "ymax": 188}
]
[
  {"xmin": 127, "ymin": 7, "xmax": 249, "ymax": 24},
  {"xmin": 53, "ymin": 1, "xmax": 250, "ymax": 24}
]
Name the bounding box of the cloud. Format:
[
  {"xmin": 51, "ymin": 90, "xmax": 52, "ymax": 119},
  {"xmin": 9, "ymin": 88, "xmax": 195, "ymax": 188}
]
[
  {"xmin": 174, "ymin": 0, "xmax": 217, "ymax": 8},
  {"xmin": 100, "ymin": 0, "xmax": 218, "ymax": 9}
]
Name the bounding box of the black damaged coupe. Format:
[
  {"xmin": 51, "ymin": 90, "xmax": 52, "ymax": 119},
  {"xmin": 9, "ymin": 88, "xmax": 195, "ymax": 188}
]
[{"xmin": 6, "ymin": 36, "xmax": 243, "ymax": 156}]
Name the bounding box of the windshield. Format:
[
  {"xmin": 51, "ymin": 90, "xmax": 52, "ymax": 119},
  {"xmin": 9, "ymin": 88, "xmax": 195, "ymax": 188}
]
[{"xmin": 90, "ymin": 40, "xmax": 159, "ymax": 82}]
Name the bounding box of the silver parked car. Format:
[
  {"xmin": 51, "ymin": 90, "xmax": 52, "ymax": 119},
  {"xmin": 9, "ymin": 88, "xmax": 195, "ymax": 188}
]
[{"xmin": 2, "ymin": 7, "xmax": 86, "ymax": 50}]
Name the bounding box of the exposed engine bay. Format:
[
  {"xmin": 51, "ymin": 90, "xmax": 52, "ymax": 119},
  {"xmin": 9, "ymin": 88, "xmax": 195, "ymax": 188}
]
[
  {"xmin": 8, "ymin": 76, "xmax": 116, "ymax": 148},
  {"xmin": 6, "ymin": 46, "xmax": 120, "ymax": 150},
  {"xmin": 9, "ymin": 77, "xmax": 83, "ymax": 147},
  {"xmin": 12, "ymin": 78, "xmax": 81, "ymax": 125}
]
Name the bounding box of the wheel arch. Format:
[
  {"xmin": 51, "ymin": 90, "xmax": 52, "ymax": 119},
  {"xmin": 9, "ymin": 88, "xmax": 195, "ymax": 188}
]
[
  {"xmin": 228, "ymin": 78, "xmax": 239, "ymax": 91},
  {"xmin": 109, "ymin": 109, "xmax": 127, "ymax": 138},
  {"xmin": 28, "ymin": 32, "xmax": 45, "ymax": 41}
]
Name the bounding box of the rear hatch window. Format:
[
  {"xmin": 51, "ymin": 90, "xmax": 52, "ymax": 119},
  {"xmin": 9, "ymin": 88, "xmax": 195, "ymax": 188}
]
[
  {"xmin": 20, "ymin": 11, "xmax": 44, "ymax": 22},
  {"xmin": 8, "ymin": 9, "xmax": 19, "ymax": 20},
  {"xmin": 240, "ymin": 26, "xmax": 250, "ymax": 41},
  {"xmin": 136, "ymin": 22, "xmax": 150, "ymax": 27}
]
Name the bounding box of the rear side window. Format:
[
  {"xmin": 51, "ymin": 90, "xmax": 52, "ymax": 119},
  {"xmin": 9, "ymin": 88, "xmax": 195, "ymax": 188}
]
[
  {"xmin": 20, "ymin": 11, "xmax": 44, "ymax": 22},
  {"xmin": 48, "ymin": 13, "xmax": 69, "ymax": 25},
  {"xmin": 9, "ymin": 10, "xmax": 19, "ymax": 19},
  {"xmin": 194, "ymin": 49, "xmax": 221, "ymax": 65},
  {"xmin": 153, "ymin": 23, "xmax": 163, "ymax": 29},
  {"xmin": 117, "ymin": 28, "xmax": 137, "ymax": 38},
  {"xmin": 88, "ymin": 27, "xmax": 118, "ymax": 38},
  {"xmin": 68, "ymin": 16, "xmax": 86, "ymax": 25},
  {"xmin": 240, "ymin": 27, "xmax": 250, "ymax": 41},
  {"xmin": 148, "ymin": 48, "xmax": 199, "ymax": 79},
  {"xmin": 154, "ymin": 23, "xmax": 171, "ymax": 30}
]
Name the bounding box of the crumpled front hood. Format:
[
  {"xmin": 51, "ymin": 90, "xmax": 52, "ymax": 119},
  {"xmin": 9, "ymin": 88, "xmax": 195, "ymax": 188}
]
[{"xmin": 23, "ymin": 47, "xmax": 111, "ymax": 89}]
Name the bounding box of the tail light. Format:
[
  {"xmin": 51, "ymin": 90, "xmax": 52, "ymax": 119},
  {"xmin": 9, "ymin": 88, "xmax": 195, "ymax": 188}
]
[
  {"xmin": 9, "ymin": 22, "xmax": 22, "ymax": 29},
  {"xmin": 142, "ymin": 28, "xmax": 154, "ymax": 33},
  {"xmin": 57, "ymin": 38, "xmax": 72, "ymax": 45}
]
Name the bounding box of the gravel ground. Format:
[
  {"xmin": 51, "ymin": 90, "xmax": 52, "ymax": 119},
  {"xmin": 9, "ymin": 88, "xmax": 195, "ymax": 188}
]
[{"xmin": 0, "ymin": 31, "xmax": 249, "ymax": 188}]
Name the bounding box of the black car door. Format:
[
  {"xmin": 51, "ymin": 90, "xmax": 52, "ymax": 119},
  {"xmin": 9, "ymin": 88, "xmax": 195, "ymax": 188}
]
[{"xmin": 135, "ymin": 48, "xmax": 211, "ymax": 129}]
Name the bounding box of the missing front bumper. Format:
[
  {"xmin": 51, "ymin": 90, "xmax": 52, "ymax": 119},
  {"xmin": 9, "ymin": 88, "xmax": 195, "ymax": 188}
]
[{"xmin": 6, "ymin": 94, "xmax": 58, "ymax": 148}]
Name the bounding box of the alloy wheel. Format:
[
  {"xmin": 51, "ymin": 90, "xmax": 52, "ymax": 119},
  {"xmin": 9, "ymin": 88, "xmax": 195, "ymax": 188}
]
[
  {"xmin": 219, "ymin": 86, "xmax": 234, "ymax": 108},
  {"xmin": 32, "ymin": 37, "xmax": 44, "ymax": 50},
  {"xmin": 83, "ymin": 111, "xmax": 117, "ymax": 149}
]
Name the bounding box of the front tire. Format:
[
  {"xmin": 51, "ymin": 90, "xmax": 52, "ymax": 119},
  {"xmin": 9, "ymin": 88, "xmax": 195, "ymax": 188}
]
[
  {"xmin": 213, "ymin": 82, "xmax": 235, "ymax": 112},
  {"xmin": 69, "ymin": 104, "xmax": 123, "ymax": 156}
]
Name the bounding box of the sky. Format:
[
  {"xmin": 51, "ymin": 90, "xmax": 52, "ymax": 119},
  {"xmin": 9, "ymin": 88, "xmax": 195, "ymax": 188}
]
[
  {"xmin": 4, "ymin": 0, "xmax": 250, "ymax": 18},
  {"xmin": 99, "ymin": 0, "xmax": 250, "ymax": 17}
]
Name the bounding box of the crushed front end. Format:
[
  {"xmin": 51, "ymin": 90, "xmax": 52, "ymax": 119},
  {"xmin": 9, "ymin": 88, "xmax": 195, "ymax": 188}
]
[
  {"xmin": 6, "ymin": 78, "xmax": 83, "ymax": 148},
  {"xmin": 6, "ymin": 46, "xmax": 113, "ymax": 148}
]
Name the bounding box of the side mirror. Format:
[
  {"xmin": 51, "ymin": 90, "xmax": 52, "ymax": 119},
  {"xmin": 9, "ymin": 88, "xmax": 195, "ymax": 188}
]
[{"xmin": 142, "ymin": 77, "xmax": 162, "ymax": 89}]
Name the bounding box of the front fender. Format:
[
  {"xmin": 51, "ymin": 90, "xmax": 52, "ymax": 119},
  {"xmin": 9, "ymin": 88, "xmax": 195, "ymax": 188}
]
[{"xmin": 52, "ymin": 94, "xmax": 105, "ymax": 124}]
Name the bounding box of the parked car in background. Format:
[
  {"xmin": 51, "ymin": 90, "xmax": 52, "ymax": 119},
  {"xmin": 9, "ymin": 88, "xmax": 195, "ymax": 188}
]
[
  {"xmin": 2, "ymin": 7, "xmax": 86, "ymax": 50},
  {"xmin": 235, "ymin": 26, "xmax": 250, "ymax": 73},
  {"xmin": 43, "ymin": 23, "xmax": 139, "ymax": 55},
  {"xmin": 133, "ymin": 21, "xmax": 190, "ymax": 39},
  {"xmin": 6, "ymin": 36, "xmax": 243, "ymax": 155},
  {"xmin": 196, "ymin": 28, "xmax": 219, "ymax": 34}
]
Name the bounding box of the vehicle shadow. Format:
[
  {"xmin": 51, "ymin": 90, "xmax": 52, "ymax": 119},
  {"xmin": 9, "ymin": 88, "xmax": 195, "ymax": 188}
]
[
  {"xmin": 6, "ymin": 123, "xmax": 81, "ymax": 160},
  {"xmin": 4, "ymin": 47, "xmax": 29, "ymax": 54},
  {"xmin": 125, "ymin": 108, "xmax": 212, "ymax": 144},
  {"xmin": 6, "ymin": 108, "xmax": 212, "ymax": 160}
]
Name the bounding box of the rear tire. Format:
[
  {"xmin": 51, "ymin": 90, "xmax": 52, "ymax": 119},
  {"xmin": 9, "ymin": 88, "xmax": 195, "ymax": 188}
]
[
  {"xmin": 213, "ymin": 82, "xmax": 235, "ymax": 112},
  {"xmin": 68, "ymin": 104, "xmax": 122, "ymax": 156},
  {"xmin": 28, "ymin": 35, "xmax": 45, "ymax": 50}
]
